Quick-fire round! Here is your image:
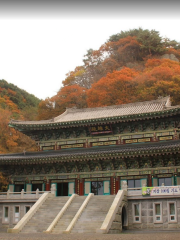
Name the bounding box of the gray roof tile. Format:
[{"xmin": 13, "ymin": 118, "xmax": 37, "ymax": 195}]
[{"xmin": 10, "ymin": 96, "xmax": 174, "ymax": 125}]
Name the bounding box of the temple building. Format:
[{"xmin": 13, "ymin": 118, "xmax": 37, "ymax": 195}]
[{"xmin": 1, "ymin": 96, "xmax": 180, "ymax": 196}]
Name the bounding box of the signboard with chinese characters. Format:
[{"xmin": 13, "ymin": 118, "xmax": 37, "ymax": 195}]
[
  {"xmin": 92, "ymin": 141, "xmax": 116, "ymax": 147},
  {"xmin": 159, "ymin": 136, "xmax": 173, "ymax": 141},
  {"xmin": 61, "ymin": 144, "xmax": 84, "ymax": 149},
  {"xmin": 90, "ymin": 125, "xmax": 112, "ymax": 134},
  {"xmin": 42, "ymin": 146, "xmax": 54, "ymax": 150},
  {"xmin": 125, "ymin": 138, "xmax": 150, "ymax": 144},
  {"xmin": 142, "ymin": 186, "xmax": 180, "ymax": 196}
]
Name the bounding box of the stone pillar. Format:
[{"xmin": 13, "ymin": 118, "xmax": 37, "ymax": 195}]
[
  {"xmin": 121, "ymin": 181, "xmax": 127, "ymax": 191},
  {"xmin": 51, "ymin": 184, "xmax": 56, "ymax": 196}
]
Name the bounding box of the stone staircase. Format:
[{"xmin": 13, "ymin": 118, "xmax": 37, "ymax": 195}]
[
  {"xmin": 21, "ymin": 195, "xmax": 69, "ymax": 233},
  {"xmin": 71, "ymin": 195, "xmax": 115, "ymax": 233},
  {"xmin": 52, "ymin": 196, "xmax": 86, "ymax": 234},
  {"xmin": 17, "ymin": 192, "xmax": 125, "ymax": 234}
]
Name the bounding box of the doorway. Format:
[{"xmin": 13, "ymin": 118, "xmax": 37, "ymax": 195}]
[
  {"xmin": 91, "ymin": 181, "xmax": 103, "ymax": 195},
  {"xmin": 14, "ymin": 184, "xmax": 25, "ymax": 192},
  {"xmin": 57, "ymin": 182, "xmax": 68, "ymax": 196},
  {"xmin": 32, "ymin": 183, "xmax": 42, "ymax": 191},
  {"xmin": 121, "ymin": 206, "xmax": 128, "ymax": 230}
]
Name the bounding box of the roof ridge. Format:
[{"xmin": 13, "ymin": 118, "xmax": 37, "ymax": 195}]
[{"xmin": 61, "ymin": 96, "xmax": 170, "ymax": 113}]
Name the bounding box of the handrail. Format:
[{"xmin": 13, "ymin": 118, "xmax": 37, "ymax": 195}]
[
  {"xmin": 98, "ymin": 190, "xmax": 126, "ymax": 234},
  {"xmin": 64, "ymin": 193, "xmax": 94, "ymax": 234},
  {"xmin": 45, "ymin": 194, "xmax": 77, "ymax": 233}
]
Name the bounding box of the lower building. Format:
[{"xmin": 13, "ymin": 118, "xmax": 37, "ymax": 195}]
[{"xmin": 1, "ymin": 185, "xmax": 180, "ymax": 233}]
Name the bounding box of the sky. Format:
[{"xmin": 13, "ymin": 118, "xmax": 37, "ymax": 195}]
[{"xmin": 0, "ymin": 1, "xmax": 180, "ymax": 100}]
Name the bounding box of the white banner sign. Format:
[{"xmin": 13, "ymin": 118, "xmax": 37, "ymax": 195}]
[{"xmin": 142, "ymin": 186, "xmax": 180, "ymax": 196}]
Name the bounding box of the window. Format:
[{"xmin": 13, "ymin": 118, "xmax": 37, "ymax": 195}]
[
  {"xmin": 3, "ymin": 206, "xmax": 9, "ymax": 223},
  {"xmin": 168, "ymin": 202, "xmax": 177, "ymax": 222},
  {"xmin": 133, "ymin": 203, "xmax": 141, "ymax": 223},
  {"xmin": 158, "ymin": 177, "xmax": 172, "ymax": 186},
  {"xmin": 14, "ymin": 206, "xmax": 20, "ymax": 223},
  {"xmin": 25, "ymin": 206, "xmax": 31, "ymax": 214},
  {"xmin": 128, "ymin": 179, "xmax": 141, "ymax": 188},
  {"xmin": 153, "ymin": 202, "xmax": 162, "ymax": 223}
]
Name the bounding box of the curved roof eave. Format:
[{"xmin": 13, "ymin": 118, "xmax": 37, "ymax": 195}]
[{"xmin": 0, "ymin": 140, "xmax": 179, "ymax": 164}]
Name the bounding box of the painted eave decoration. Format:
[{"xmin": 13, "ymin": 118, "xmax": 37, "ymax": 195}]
[{"xmin": 0, "ymin": 140, "xmax": 179, "ymax": 165}]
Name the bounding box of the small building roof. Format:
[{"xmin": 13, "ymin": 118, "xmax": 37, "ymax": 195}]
[{"xmin": 10, "ymin": 96, "xmax": 174, "ymax": 127}]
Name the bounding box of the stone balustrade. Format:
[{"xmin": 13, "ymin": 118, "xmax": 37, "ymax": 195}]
[{"xmin": 0, "ymin": 189, "xmax": 50, "ymax": 200}]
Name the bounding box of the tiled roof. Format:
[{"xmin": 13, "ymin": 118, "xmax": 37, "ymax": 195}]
[
  {"xmin": 0, "ymin": 140, "xmax": 179, "ymax": 163},
  {"xmin": 10, "ymin": 96, "xmax": 174, "ymax": 126}
]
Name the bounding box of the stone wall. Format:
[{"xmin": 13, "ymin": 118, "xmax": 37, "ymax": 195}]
[
  {"xmin": 128, "ymin": 198, "xmax": 180, "ymax": 230},
  {"xmin": 0, "ymin": 202, "xmax": 34, "ymax": 232}
]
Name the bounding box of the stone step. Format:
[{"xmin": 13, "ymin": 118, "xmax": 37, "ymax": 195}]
[
  {"xmin": 51, "ymin": 196, "xmax": 86, "ymax": 234},
  {"xmin": 21, "ymin": 194, "xmax": 118, "ymax": 234},
  {"xmin": 71, "ymin": 229, "xmax": 99, "ymax": 233},
  {"xmin": 71, "ymin": 195, "xmax": 115, "ymax": 233},
  {"xmin": 21, "ymin": 195, "xmax": 70, "ymax": 233}
]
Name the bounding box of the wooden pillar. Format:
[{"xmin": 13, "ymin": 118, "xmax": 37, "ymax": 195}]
[
  {"xmin": 148, "ymin": 174, "xmax": 152, "ymax": 187},
  {"xmin": 110, "ymin": 177, "xmax": 115, "ymax": 195},
  {"xmin": 46, "ymin": 182, "xmax": 50, "ymax": 191},
  {"xmin": 79, "ymin": 178, "xmax": 84, "ymax": 196},
  {"xmin": 115, "ymin": 176, "xmax": 120, "ymax": 194}
]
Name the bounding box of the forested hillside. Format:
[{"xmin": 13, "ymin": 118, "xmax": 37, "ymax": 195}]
[
  {"xmin": 37, "ymin": 28, "xmax": 180, "ymax": 120},
  {"xmin": 1, "ymin": 28, "xmax": 180, "ymax": 154},
  {"xmin": 0, "ymin": 80, "xmax": 40, "ymax": 154}
]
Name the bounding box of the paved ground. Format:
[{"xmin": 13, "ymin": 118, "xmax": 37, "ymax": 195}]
[{"xmin": 0, "ymin": 231, "xmax": 180, "ymax": 240}]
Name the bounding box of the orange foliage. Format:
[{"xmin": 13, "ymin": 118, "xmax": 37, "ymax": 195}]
[
  {"xmin": 101, "ymin": 58, "xmax": 119, "ymax": 73},
  {"xmin": 38, "ymin": 85, "xmax": 87, "ymax": 120},
  {"xmin": 87, "ymin": 68, "xmax": 138, "ymax": 107},
  {"xmin": 134, "ymin": 59, "xmax": 180, "ymax": 104},
  {"xmin": 7, "ymin": 88, "xmax": 16, "ymax": 96},
  {"xmin": 0, "ymin": 108, "xmax": 37, "ymax": 154},
  {"xmin": 52, "ymin": 85, "xmax": 87, "ymax": 111},
  {"xmin": 0, "ymin": 95, "xmax": 20, "ymax": 114},
  {"xmin": 37, "ymin": 98, "xmax": 56, "ymax": 120},
  {"xmin": 0, "ymin": 108, "xmax": 19, "ymax": 152},
  {"xmin": 86, "ymin": 58, "xmax": 180, "ymax": 108},
  {"xmin": 104, "ymin": 36, "xmax": 141, "ymax": 63}
]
